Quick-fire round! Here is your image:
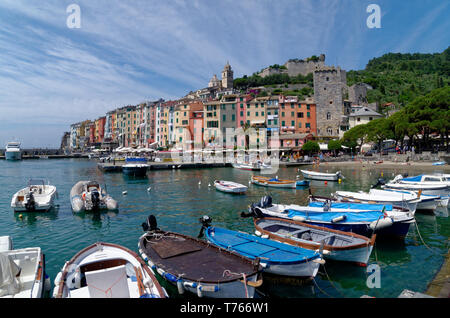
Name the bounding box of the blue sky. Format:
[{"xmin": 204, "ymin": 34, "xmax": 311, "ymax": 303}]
[{"xmin": 0, "ymin": 0, "xmax": 449, "ymax": 148}]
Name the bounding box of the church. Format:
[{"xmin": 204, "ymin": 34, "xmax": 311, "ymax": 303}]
[{"xmin": 186, "ymin": 62, "xmax": 235, "ymax": 101}]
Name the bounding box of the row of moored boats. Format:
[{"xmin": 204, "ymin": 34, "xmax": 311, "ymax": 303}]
[{"xmin": 2, "ymin": 171, "xmax": 449, "ymax": 298}]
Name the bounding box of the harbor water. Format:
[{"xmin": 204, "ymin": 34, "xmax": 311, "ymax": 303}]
[{"xmin": 0, "ymin": 159, "xmax": 449, "ymax": 298}]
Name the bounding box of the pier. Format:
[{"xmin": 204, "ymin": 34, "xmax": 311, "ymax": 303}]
[{"xmin": 425, "ymin": 250, "xmax": 450, "ymax": 298}]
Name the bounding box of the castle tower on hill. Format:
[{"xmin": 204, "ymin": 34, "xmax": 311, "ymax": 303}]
[{"xmin": 313, "ymin": 66, "xmax": 347, "ymax": 138}]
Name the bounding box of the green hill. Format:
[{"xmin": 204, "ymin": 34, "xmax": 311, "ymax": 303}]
[{"xmin": 347, "ymin": 47, "xmax": 450, "ymax": 107}]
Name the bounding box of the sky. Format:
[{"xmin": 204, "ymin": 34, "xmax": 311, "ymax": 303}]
[{"xmin": 0, "ymin": 0, "xmax": 449, "ymax": 148}]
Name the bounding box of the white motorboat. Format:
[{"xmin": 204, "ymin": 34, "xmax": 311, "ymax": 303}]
[
  {"xmin": 5, "ymin": 141, "xmax": 21, "ymax": 161},
  {"xmin": 214, "ymin": 180, "xmax": 247, "ymax": 194},
  {"xmin": 379, "ymin": 188, "xmax": 441, "ymax": 211},
  {"xmin": 334, "ymin": 188, "xmax": 420, "ymax": 213},
  {"xmin": 232, "ymin": 162, "xmax": 271, "ymax": 171},
  {"xmin": 11, "ymin": 179, "xmax": 57, "ymax": 212},
  {"xmin": 70, "ymin": 181, "xmax": 118, "ymax": 213},
  {"xmin": 301, "ymin": 170, "xmax": 343, "ymax": 181},
  {"xmin": 385, "ymin": 174, "xmax": 450, "ymax": 205},
  {"xmin": 53, "ymin": 242, "xmax": 168, "ymax": 298},
  {"xmin": 0, "ymin": 236, "xmax": 49, "ymax": 298}
]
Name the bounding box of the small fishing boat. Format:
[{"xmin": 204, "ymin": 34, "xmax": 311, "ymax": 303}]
[
  {"xmin": 0, "ymin": 236, "xmax": 49, "ymax": 298},
  {"xmin": 138, "ymin": 215, "xmax": 262, "ymax": 298},
  {"xmin": 378, "ymin": 188, "xmax": 441, "ymax": 211},
  {"xmin": 308, "ymin": 194, "xmax": 412, "ymax": 214},
  {"xmin": 232, "ymin": 162, "xmax": 271, "ymax": 171},
  {"xmin": 200, "ymin": 216, "xmax": 324, "ymax": 278},
  {"xmin": 214, "ymin": 180, "xmax": 247, "ymax": 194},
  {"xmin": 251, "ymin": 176, "xmax": 297, "ymax": 189},
  {"xmin": 122, "ymin": 157, "xmax": 149, "ymax": 177},
  {"xmin": 70, "ymin": 181, "xmax": 118, "ymax": 213},
  {"xmin": 253, "ymin": 217, "xmax": 376, "ymax": 266},
  {"xmin": 53, "ymin": 242, "xmax": 167, "ymax": 298},
  {"xmin": 11, "ymin": 179, "xmax": 57, "ymax": 212},
  {"xmin": 334, "ymin": 189, "xmax": 420, "ymax": 213},
  {"xmin": 246, "ymin": 196, "xmax": 415, "ymax": 239},
  {"xmin": 300, "ymin": 170, "xmax": 343, "ymax": 181}
]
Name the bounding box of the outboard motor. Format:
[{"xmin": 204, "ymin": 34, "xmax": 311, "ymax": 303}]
[
  {"xmin": 142, "ymin": 215, "xmax": 159, "ymax": 232},
  {"xmin": 259, "ymin": 195, "xmax": 272, "ymax": 209},
  {"xmin": 90, "ymin": 188, "xmax": 100, "ymax": 210},
  {"xmin": 198, "ymin": 215, "xmax": 212, "ymax": 238},
  {"xmin": 25, "ymin": 192, "xmax": 36, "ymax": 211},
  {"xmin": 371, "ymin": 178, "xmax": 386, "ymax": 189}
]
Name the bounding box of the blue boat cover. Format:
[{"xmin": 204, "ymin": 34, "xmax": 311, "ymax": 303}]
[
  {"xmin": 268, "ymin": 178, "xmax": 279, "ymax": 182},
  {"xmin": 402, "ymin": 175, "xmax": 423, "ymax": 182},
  {"xmin": 286, "ymin": 209, "xmax": 385, "ymax": 224},
  {"xmin": 126, "ymin": 157, "xmax": 147, "ymax": 163},
  {"xmin": 308, "ymin": 201, "xmax": 393, "ymax": 211},
  {"xmin": 205, "ymin": 227, "xmax": 319, "ymax": 264}
]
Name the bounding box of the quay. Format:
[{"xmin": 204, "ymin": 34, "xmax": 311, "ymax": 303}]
[
  {"xmin": 425, "ymin": 250, "xmax": 450, "ymax": 298},
  {"xmin": 97, "ymin": 160, "xmax": 313, "ymax": 172}
]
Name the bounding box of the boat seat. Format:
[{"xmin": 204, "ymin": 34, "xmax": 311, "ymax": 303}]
[
  {"xmin": 319, "ymin": 234, "xmax": 335, "ymax": 244},
  {"xmin": 85, "ymin": 265, "xmax": 130, "ymax": 298}
]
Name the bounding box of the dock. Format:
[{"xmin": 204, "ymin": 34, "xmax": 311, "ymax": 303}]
[
  {"xmin": 97, "ymin": 161, "xmax": 232, "ymax": 172},
  {"xmin": 425, "ymin": 249, "xmax": 450, "ymax": 298}
]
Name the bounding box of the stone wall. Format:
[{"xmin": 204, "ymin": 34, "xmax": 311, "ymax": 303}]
[{"xmin": 259, "ymin": 54, "xmax": 325, "ymax": 78}]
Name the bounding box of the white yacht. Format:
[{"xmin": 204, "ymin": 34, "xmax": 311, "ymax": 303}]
[{"xmin": 5, "ymin": 141, "xmax": 22, "ymax": 161}]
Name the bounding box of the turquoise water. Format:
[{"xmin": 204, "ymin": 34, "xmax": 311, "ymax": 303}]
[{"xmin": 0, "ymin": 159, "xmax": 449, "ymax": 298}]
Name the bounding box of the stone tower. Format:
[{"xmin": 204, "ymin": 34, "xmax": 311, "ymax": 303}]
[
  {"xmin": 313, "ymin": 66, "xmax": 347, "ymax": 138},
  {"xmin": 221, "ymin": 62, "xmax": 234, "ymax": 89}
]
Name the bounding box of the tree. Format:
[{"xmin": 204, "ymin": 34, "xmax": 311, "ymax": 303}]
[
  {"xmin": 328, "ymin": 139, "xmax": 342, "ymax": 156},
  {"xmin": 302, "ymin": 141, "xmax": 320, "ymax": 155}
]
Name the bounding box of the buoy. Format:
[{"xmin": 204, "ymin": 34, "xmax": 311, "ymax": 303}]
[
  {"xmin": 147, "ymin": 187, "xmax": 151, "ymax": 192},
  {"xmin": 208, "ymin": 183, "xmax": 211, "ymax": 187},
  {"xmin": 324, "ymin": 181, "xmax": 328, "ymax": 185},
  {"xmin": 338, "ymin": 179, "xmax": 342, "ymax": 184},
  {"xmin": 381, "ymin": 172, "xmax": 384, "ymax": 177},
  {"xmin": 198, "ymin": 181, "xmax": 201, "ymax": 185},
  {"xmin": 122, "ymin": 191, "xmax": 127, "ymax": 195},
  {"xmin": 18, "ymin": 214, "xmax": 23, "ymax": 219}
]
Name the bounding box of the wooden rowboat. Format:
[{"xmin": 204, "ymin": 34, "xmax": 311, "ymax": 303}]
[
  {"xmin": 251, "ymin": 176, "xmax": 297, "ymax": 189},
  {"xmin": 254, "ymin": 217, "xmax": 376, "ymax": 266},
  {"xmin": 138, "ymin": 215, "xmax": 263, "ymax": 298}
]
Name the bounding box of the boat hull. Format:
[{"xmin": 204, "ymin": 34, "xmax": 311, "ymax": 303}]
[
  {"xmin": 5, "ymin": 151, "xmax": 21, "ymax": 161},
  {"xmin": 138, "ymin": 230, "xmax": 262, "ymax": 298},
  {"xmin": 251, "ymin": 177, "xmax": 296, "ymax": 189},
  {"xmin": 122, "ymin": 165, "xmax": 148, "ymax": 177},
  {"xmin": 301, "ymin": 170, "xmax": 340, "ymax": 181},
  {"xmin": 214, "ymin": 181, "xmax": 247, "ymax": 194}
]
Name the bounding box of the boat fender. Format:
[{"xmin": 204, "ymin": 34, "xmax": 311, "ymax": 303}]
[
  {"xmin": 369, "ymin": 217, "xmax": 393, "ymax": 230},
  {"xmin": 315, "ymin": 249, "xmax": 331, "ymax": 255},
  {"xmin": 44, "ymin": 273, "xmax": 51, "ymax": 292},
  {"xmin": 177, "ymin": 279, "xmax": 185, "ymax": 294},
  {"xmin": 141, "ymin": 253, "xmax": 148, "ymax": 262},
  {"xmin": 261, "ymin": 234, "xmax": 269, "ymax": 239},
  {"xmin": 254, "ymin": 231, "xmax": 262, "ymax": 236},
  {"xmin": 331, "ymin": 215, "xmax": 346, "ymax": 223},
  {"xmin": 197, "ymin": 285, "xmax": 203, "ymax": 298},
  {"xmin": 260, "ymin": 262, "xmax": 269, "ymax": 269},
  {"xmin": 293, "ymin": 216, "xmax": 306, "ymax": 222},
  {"xmin": 313, "ymin": 258, "xmax": 326, "ymax": 265},
  {"xmin": 183, "ymin": 281, "xmax": 197, "ymax": 289}
]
